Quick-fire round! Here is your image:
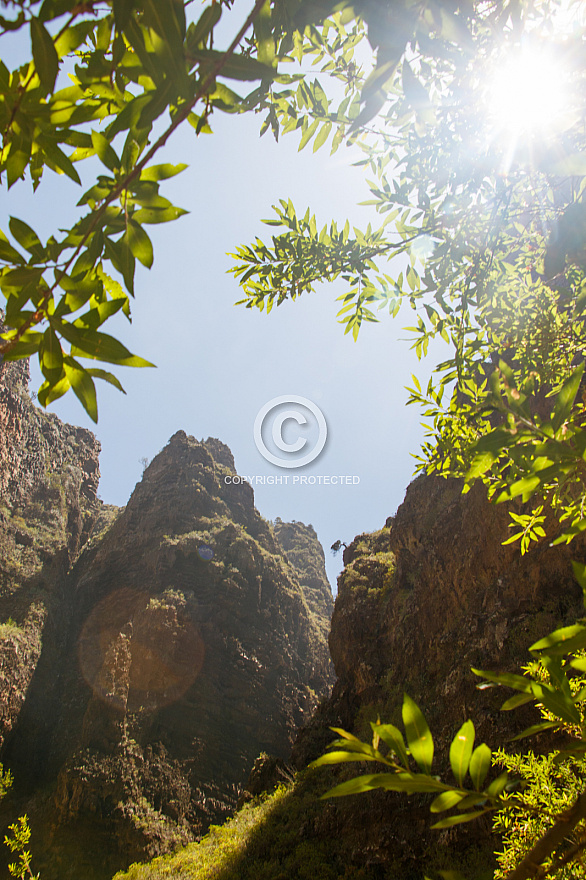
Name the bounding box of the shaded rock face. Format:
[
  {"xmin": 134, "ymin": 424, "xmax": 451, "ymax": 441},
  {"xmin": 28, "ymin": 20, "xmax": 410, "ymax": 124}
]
[
  {"xmin": 1, "ymin": 429, "xmax": 334, "ymax": 879},
  {"xmin": 0, "ymin": 358, "xmax": 104, "ymax": 756},
  {"xmin": 291, "ymin": 476, "xmax": 586, "ymax": 878}
]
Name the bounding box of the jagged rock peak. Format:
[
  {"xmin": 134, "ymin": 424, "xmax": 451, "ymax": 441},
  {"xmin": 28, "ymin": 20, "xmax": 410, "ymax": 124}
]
[
  {"xmin": 119, "ymin": 431, "xmax": 269, "ymax": 548},
  {"xmin": 0, "ymin": 428, "xmax": 334, "ymax": 879}
]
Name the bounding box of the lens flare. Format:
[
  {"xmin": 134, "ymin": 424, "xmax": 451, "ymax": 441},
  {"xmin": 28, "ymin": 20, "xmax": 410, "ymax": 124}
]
[{"xmin": 78, "ymin": 588, "xmax": 205, "ymax": 712}]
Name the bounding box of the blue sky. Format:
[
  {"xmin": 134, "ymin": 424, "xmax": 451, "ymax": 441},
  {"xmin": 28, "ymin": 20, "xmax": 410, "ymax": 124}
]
[{"xmin": 1, "ymin": 7, "xmax": 448, "ymax": 589}]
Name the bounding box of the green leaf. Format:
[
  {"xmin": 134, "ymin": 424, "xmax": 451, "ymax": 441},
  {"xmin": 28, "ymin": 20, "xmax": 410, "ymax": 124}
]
[
  {"xmin": 456, "ymin": 793, "xmax": 489, "ymax": 810},
  {"xmin": 8, "ymin": 218, "xmax": 44, "ymax": 258},
  {"xmin": 38, "ymin": 0, "xmax": 77, "ymax": 21},
  {"xmin": 466, "ymin": 451, "xmax": 496, "ymax": 480},
  {"xmin": 509, "ymin": 721, "xmax": 558, "ymax": 742},
  {"xmin": 142, "ymin": 0, "xmax": 185, "ymax": 58},
  {"xmin": 85, "ymin": 368, "xmax": 126, "ymax": 394},
  {"xmin": 0, "ymin": 231, "xmax": 25, "ymax": 265},
  {"xmin": 298, "ymin": 119, "xmax": 320, "ymax": 151},
  {"xmin": 469, "ymin": 744, "xmax": 491, "ymax": 791},
  {"xmin": 91, "ymin": 131, "xmax": 120, "ymax": 172},
  {"xmin": 31, "ymin": 17, "xmax": 59, "ymax": 94},
  {"xmin": 113, "ymin": 0, "xmax": 136, "ymax": 30},
  {"xmin": 6, "ymin": 132, "xmax": 31, "ymax": 188},
  {"xmin": 402, "ymin": 694, "xmax": 433, "ymax": 774},
  {"xmin": 320, "ymin": 774, "xmax": 387, "ymax": 798},
  {"xmin": 570, "ymin": 656, "xmax": 586, "ymax": 673},
  {"xmin": 127, "ymin": 220, "xmax": 153, "ymax": 268},
  {"xmin": 186, "ymin": 3, "xmax": 222, "ymax": 50},
  {"xmin": 38, "ymin": 136, "xmax": 81, "ymax": 184},
  {"xmin": 572, "ymin": 561, "xmax": 586, "ymax": 599},
  {"xmin": 430, "ymin": 790, "xmax": 466, "ymax": 813},
  {"xmin": 431, "ymin": 810, "xmax": 487, "ymax": 829},
  {"xmin": 253, "ymin": 0, "xmax": 276, "ymax": 68},
  {"xmin": 314, "ymin": 121, "xmax": 332, "ymax": 152},
  {"xmin": 529, "ymin": 624, "xmax": 586, "ymax": 655},
  {"xmin": 104, "ymin": 236, "xmax": 135, "ymax": 295},
  {"xmin": 54, "ymin": 20, "xmax": 95, "ymax": 58},
  {"xmin": 449, "ymin": 721, "xmax": 474, "ymax": 787},
  {"xmin": 140, "ymin": 163, "xmax": 188, "ymax": 182},
  {"xmin": 500, "ymin": 692, "xmax": 534, "ymax": 711},
  {"xmin": 309, "ymin": 750, "xmax": 383, "ymax": 767},
  {"xmin": 0, "ymin": 267, "xmax": 44, "ymax": 296},
  {"xmin": 472, "ymin": 668, "xmax": 532, "ymax": 693},
  {"xmin": 132, "ymin": 206, "xmax": 188, "ymax": 225},
  {"xmin": 63, "ymin": 357, "xmax": 97, "ymax": 422},
  {"xmin": 329, "ymin": 727, "xmax": 363, "ymax": 742},
  {"xmin": 324, "ymin": 771, "xmax": 447, "ymax": 799},
  {"xmin": 37, "ymin": 374, "xmax": 70, "ymax": 407},
  {"xmin": 538, "ymin": 686, "xmax": 582, "ymax": 725},
  {"xmin": 485, "ymin": 771, "xmax": 508, "ymax": 798},
  {"xmin": 360, "ymin": 56, "xmax": 400, "ymax": 105},
  {"xmin": 188, "ymin": 48, "xmax": 276, "ymax": 81},
  {"xmin": 39, "ymin": 327, "xmax": 63, "ymax": 383},
  {"xmin": 552, "ymin": 363, "xmax": 584, "ymax": 433},
  {"xmin": 372, "ymin": 723, "xmax": 409, "ymax": 769},
  {"xmin": 497, "ymin": 475, "xmax": 541, "ymax": 502},
  {"xmin": 58, "ymin": 324, "xmax": 154, "ymax": 367}
]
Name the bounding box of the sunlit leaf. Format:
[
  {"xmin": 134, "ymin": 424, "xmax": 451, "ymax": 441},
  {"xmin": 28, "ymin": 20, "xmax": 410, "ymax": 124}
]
[
  {"xmin": 449, "ymin": 721, "xmax": 474, "ymax": 787},
  {"xmin": 402, "ymin": 694, "xmax": 433, "ymax": 774}
]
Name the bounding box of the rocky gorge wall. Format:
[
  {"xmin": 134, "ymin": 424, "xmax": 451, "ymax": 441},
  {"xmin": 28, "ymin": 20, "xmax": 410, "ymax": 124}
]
[
  {"xmin": 0, "ymin": 356, "xmax": 103, "ymax": 756},
  {"xmin": 107, "ymin": 472, "xmax": 586, "ymax": 880},
  {"xmin": 286, "ymin": 476, "xmax": 586, "ymax": 878},
  {"xmin": 0, "ymin": 371, "xmax": 334, "ymax": 880}
]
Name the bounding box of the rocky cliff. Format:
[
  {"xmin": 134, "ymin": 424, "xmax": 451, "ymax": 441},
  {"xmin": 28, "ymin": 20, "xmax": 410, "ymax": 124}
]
[
  {"xmin": 117, "ymin": 474, "xmax": 586, "ymax": 880},
  {"xmin": 0, "ymin": 356, "xmax": 104, "ymax": 757},
  {"xmin": 287, "ymin": 476, "xmax": 586, "ymax": 877},
  {"xmin": 0, "ymin": 373, "xmax": 334, "ymax": 880}
]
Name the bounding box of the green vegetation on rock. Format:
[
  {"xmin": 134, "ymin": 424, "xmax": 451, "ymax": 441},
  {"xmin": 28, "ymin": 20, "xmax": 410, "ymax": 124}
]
[{"xmin": 114, "ymin": 774, "xmax": 375, "ymax": 880}]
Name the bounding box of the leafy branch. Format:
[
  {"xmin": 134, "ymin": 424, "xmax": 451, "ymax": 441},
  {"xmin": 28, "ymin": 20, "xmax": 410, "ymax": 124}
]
[{"xmin": 311, "ymin": 618, "xmax": 586, "ymax": 879}]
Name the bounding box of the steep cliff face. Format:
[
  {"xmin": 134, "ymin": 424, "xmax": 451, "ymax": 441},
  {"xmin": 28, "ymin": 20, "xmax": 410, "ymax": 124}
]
[
  {"xmin": 0, "ymin": 357, "xmax": 103, "ymax": 755},
  {"xmin": 112, "ymin": 474, "xmax": 586, "ymax": 880},
  {"xmin": 288, "ymin": 476, "xmax": 586, "ymax": 877},
  {"xmin": 0, "ymin": 358, "xmax": 100, "ymax": 512},
  {"xmin": 272, "ymin": 518, "xmax": 334, "ymax": 643},
  {"xmin": 0, "ymin": 429, "xmax": 334, "ymax": 879}
]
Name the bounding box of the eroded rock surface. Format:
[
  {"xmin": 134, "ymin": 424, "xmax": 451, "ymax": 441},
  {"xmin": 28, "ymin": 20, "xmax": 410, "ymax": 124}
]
[
  {"xmin": 0, "ymin": 412, "xmax": 333, "ymax": 879},
  {"xmin": 0, "ymin": 357, "xmax": 104, "ymax": 756},
  {"xmin": 290, "ymin": 476, "xmax": 586, "ymax": 877}
]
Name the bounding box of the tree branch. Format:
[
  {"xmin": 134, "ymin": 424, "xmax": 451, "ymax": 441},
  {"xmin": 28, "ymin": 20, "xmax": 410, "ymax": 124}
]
[
  {"xmin": 506, "ymin": 789, "xmax": 586, "ymax": 880},
  {"xmin": 0, "ymin": 0, "xmax": 268, "ymax": 357}
]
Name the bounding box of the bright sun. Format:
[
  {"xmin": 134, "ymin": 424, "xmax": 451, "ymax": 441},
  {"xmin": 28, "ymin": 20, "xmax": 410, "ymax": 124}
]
[{"xmin": 486, "ymin": 43, "xmax": 570, "ymax": 145}]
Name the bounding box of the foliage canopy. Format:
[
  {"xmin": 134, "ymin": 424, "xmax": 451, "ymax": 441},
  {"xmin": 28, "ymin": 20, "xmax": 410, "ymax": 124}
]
[
  {"xmin": 231, "ymin": 0, "xmax": 586, "ymax": 552},
  {"xmin": 3, "ymin": 0, "xmax": 586, "ymax": 878},
  {"xmin": 0, "ymin": 0, "xmax": 294, "ymax": 419}
]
